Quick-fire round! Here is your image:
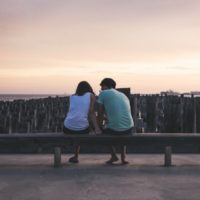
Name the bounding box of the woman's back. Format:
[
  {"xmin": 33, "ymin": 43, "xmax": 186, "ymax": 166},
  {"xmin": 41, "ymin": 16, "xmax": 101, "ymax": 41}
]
[{"xmin": 64, "ymin": 92, "xmax": 91, "ymax": 130}]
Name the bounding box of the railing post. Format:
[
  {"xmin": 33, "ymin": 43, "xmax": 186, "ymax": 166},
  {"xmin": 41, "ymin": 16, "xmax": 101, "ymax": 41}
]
[
  {"xmin": 164, "ymin": 146, "xmax": 172, "ymax": 167},
  {"xmin": 54, "ymin": 147, "xmax": 61, "ymax": 168}
]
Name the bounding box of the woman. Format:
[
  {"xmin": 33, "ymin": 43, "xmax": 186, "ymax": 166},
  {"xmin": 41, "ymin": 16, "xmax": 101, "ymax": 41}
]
[{"xmin": 63, "ymin": 81, "xmax": 102, "ymax": 163}]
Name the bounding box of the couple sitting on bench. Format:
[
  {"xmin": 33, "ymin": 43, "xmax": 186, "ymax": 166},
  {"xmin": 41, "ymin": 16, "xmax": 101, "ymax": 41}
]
[{"xmin": 63, "ymin": 78, "xmax": 134, "ymax": 165}]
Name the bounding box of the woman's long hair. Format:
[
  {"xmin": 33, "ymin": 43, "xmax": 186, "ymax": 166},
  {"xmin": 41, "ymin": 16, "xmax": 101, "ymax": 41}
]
[{"xmin": 75, "ymin": 81, "xmax": 94, "ymax": 96}]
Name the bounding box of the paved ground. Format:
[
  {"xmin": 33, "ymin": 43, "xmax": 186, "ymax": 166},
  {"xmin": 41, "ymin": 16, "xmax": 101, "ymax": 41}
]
[{"xmin": 1, "ymin": 154, "xmax": 200, "ymax": 200}]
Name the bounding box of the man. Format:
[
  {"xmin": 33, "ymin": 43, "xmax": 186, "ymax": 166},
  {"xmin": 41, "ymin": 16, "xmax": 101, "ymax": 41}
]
[{"xmin": 97, "ymin": 78, "xmax": 134, "ymax": 164}]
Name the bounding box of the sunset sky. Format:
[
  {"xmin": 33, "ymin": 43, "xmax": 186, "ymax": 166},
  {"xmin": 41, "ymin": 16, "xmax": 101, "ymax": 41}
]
[{"xmin": 0, "ymin": 0, "xmax": 200, "ymax": 94}]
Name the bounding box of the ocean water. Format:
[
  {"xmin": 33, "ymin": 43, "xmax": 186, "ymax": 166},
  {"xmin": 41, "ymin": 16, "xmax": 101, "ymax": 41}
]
[{"xmin": 0, "ymin": 94, "xmax": 65, "ymax": 102}]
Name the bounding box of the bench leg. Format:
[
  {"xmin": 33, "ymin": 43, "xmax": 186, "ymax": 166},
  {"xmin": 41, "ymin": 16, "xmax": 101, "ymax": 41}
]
[
  {"xmin": 54, "ymin": 147, "xmax": 61, "ymax": 168},
  {"xmin": 164, "ymin": 146, "xmax": 172, "ymax": 167}
]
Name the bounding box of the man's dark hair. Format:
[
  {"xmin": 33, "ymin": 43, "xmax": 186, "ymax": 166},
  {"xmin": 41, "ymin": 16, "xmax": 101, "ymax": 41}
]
[
  {"xmin": 75, "ymin": 81, "xmax": 94, "ymax": 96},
  {"xmin": 100, "ymin": 78, "xmax": 116, "ymax": 89}
]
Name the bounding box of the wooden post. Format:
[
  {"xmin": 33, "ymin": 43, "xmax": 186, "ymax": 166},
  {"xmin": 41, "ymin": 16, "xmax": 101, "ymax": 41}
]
[
  {"xmin": 154, "ymin": 94, "xmax": 159, "ymax": 132},
  {"xmin": 27, "ymin": 122, "xmax": 31, "ymax": 133},
  {"xmin": 133, "ymin": 94, "xmax": 138, "ymax": 133},
  {"xmin": 8, "ymin": 114, "xmax": 12, "ymax": 134},
  {"xmin": 164, "ymin": 146, "xmax": 172, "ymax": 167},
  {"xmin": 47, "ymin": 110, "xmax": 51, "ymax": 130},
  {"xmin": 54, "ymin": 147, "xmax": 61, "ymax": 168},
  {"xmin": 18, "ymin": 111, "xmax": 21, "ymax": 124},
  {"xmin": 3, "ymin": 105, "xmax": 6, "ymax": 132},
  {"xmin": 192, "ymin": 94, "xmax": 197, "ymax": 133},
  {"xmin": 180, "ymin": 94, "xmax": 184, "ymax": 133},
  {"xmin": 33, "ymin": 109, "xmax": 37, "ymax": 129}
]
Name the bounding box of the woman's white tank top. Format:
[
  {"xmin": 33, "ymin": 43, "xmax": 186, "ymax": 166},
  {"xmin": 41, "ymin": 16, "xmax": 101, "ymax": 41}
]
[{"xmin": 64, "ymin": 92, "xmax": 91, "ymax": 130}]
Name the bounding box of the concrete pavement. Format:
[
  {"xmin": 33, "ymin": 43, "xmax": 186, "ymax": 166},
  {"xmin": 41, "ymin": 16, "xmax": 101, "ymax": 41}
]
[{"xmin": 1, "ymin": 154, "xmax": 200, "ymax": 200}]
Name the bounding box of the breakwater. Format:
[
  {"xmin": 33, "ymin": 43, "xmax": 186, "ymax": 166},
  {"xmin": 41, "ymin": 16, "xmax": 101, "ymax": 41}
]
[
  {"xmin": 0, "ymin": 94, "xmax": 199, "ymax": 134},
  {"xmin": 0, "ymin": 97, "xmax": 68, "ymax": 134},
  {"xmin": 132, "ymin": 94, "xmax": 200, "ymax": 133}
]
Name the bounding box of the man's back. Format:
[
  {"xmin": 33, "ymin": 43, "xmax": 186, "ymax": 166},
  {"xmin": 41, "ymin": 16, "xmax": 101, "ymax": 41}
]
[{"xmin": 98, "ymin": 88, "xmax": 134, "ymax": 131}]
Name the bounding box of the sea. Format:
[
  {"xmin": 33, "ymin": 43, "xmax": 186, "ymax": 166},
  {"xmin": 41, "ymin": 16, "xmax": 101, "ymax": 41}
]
[
  {"xmin": 0, "ymin": 93, "xmax": 199, "ymax": 102},
  {"xmin": 0, "ymin": 94, "xmax": 67, "ymax": 102}
]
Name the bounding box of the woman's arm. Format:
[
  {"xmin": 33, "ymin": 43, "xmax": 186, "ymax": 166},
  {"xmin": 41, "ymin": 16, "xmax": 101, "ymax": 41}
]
[{"xmin": 89, "ymin": 94, "xmax": 102, "ymax": 134}]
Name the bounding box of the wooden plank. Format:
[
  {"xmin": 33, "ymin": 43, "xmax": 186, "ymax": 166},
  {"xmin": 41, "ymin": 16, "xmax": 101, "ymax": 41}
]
[
  {"xmin": 54, "ymin": 147, "xmax": 61, "ymax": 168},
  {"xmin": 0, "ymin": 133, "xmax": 200, "ymax": 167},
  {"xmin": 1, "ymin": 133, "xmax": 200, "ymax": 147},
  {"xmin": 164, "ymin": 146, "xmax": 172, "ymax": 167}
]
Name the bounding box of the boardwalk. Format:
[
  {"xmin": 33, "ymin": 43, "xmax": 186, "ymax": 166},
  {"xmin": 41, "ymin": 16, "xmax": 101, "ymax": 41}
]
[{"xmin": 1, "ymin": 154, "xmax": 200, "ymax": 200}]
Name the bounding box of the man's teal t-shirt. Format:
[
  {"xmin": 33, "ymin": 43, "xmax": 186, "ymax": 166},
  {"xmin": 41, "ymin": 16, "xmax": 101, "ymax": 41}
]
[{"xmin": 97, "ymin": 89, "xmax": 134, "ymax": 131}]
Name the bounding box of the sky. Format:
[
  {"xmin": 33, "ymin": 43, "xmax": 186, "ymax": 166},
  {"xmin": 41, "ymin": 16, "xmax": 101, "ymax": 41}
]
[{"xmin": 0, "ymin": 0, "xmax": 200, "ymax": 94}]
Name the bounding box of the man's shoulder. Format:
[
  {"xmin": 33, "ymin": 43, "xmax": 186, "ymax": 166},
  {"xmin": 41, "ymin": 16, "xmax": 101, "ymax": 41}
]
[
  {"xmin": 100, "ymin": 89, "xmax": 117, "ymax": 97},
  {"xmin": 102, "ymin": 88, "xmax": 116, "ymax": 94},
  {"xmin": 97, "ymin": 89, "xmax": 114, "ymax": 104}
]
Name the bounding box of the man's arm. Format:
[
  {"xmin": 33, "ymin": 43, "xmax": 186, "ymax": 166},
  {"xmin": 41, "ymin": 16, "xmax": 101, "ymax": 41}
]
[{"xmin": 89, "ymin": 94, "xmax": 102, "ymax": 134}]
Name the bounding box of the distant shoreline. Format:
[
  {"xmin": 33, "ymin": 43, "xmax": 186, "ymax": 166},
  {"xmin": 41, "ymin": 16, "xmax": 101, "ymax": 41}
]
[
  {"xmin": 0, "ymin": 94, "xmax": 68, "ymax": 102},
  {"xmin": 1, "ymin": 92, "xmax": 200, "ymax": 102}
]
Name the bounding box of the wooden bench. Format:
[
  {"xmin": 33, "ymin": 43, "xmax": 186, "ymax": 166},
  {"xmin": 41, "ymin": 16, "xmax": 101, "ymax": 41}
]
[{"xmin": 0, "ymin": 133, "xmax": 200, "ymax": 167}]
